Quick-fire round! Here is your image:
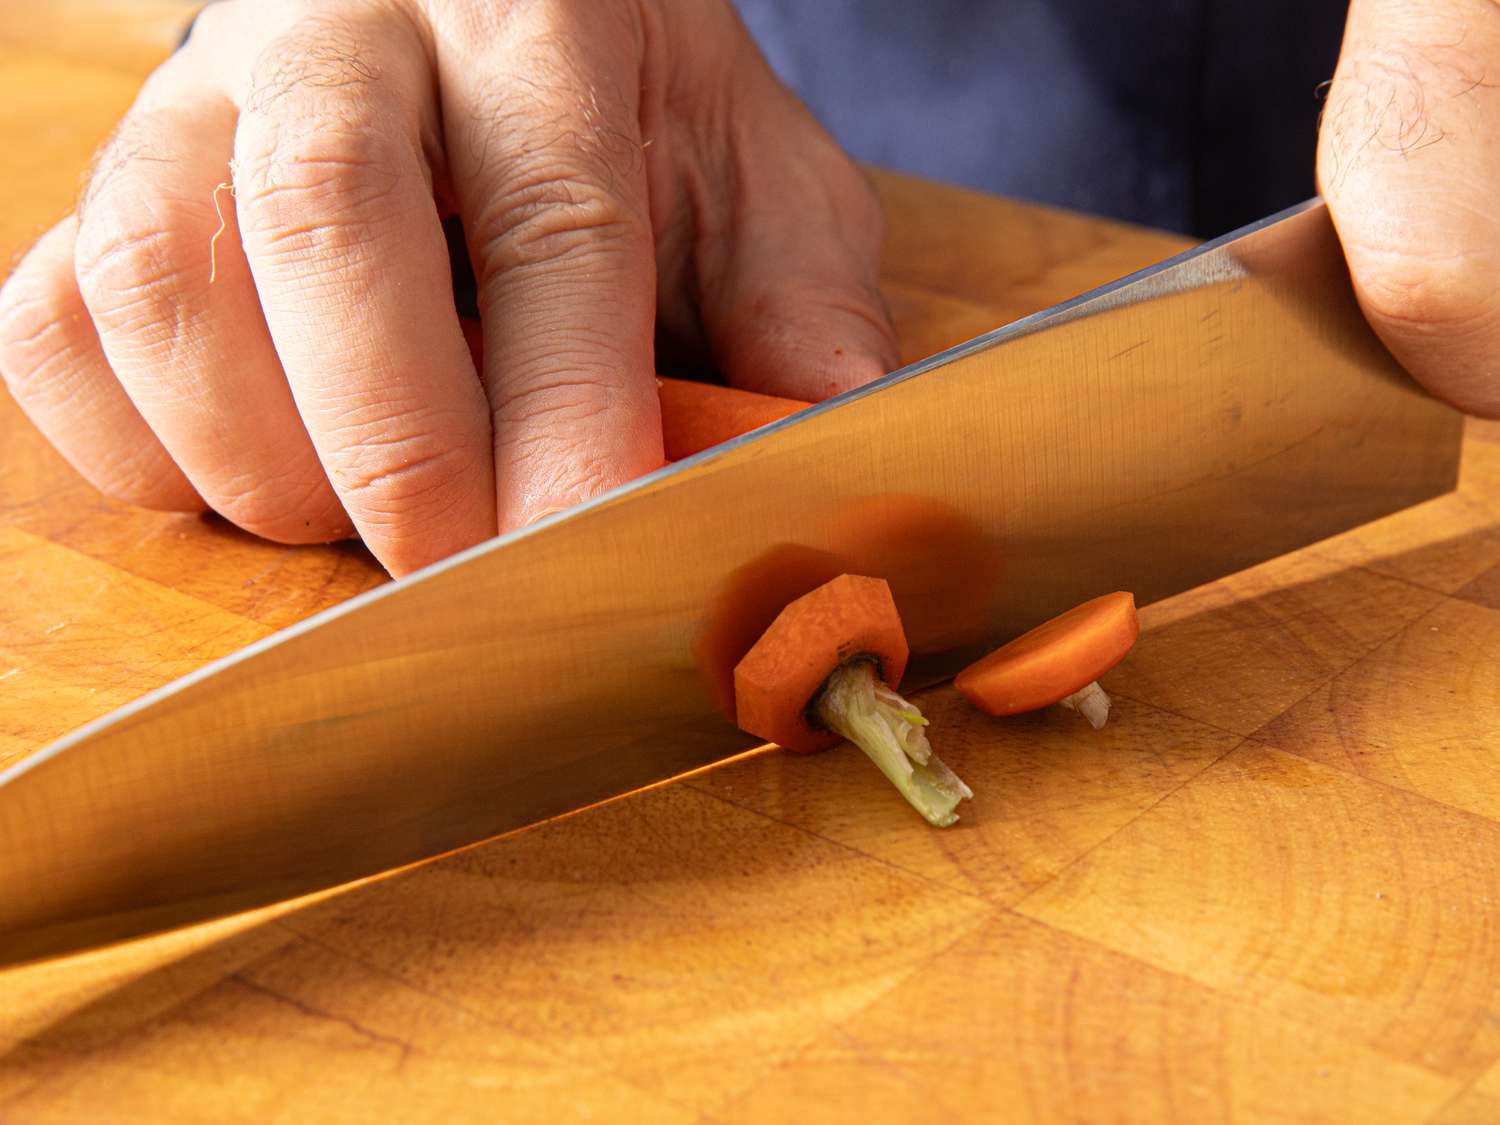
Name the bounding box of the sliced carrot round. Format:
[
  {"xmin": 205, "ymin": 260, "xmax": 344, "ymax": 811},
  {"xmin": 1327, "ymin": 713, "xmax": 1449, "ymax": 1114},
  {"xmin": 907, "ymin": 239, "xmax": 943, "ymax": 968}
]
[
  {"xmin": 734, "ymin": 575, "xmax": 909, "ymax": 753},
  {"xmin": 955, "ymin": 591, "xmax": 1138, "ymax": 717},
  {"xmin": 695, "ymin": 543, "xmax": 844, "ymax": 720}
]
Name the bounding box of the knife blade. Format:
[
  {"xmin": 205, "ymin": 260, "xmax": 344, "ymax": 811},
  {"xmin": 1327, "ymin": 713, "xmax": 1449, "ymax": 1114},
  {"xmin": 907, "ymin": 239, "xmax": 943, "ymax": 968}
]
[{"xmin": 0, "ymin": 199, "xmax": 1462, "ymax": 966}]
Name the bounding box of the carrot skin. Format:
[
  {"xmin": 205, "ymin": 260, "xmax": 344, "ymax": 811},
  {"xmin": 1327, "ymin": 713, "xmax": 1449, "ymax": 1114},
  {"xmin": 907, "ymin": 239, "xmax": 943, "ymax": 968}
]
[
  {"xmin": 955, "ymin": 592, "xmax": 1138, "ymax": 717},
  {"xmin": 734, "ymin": 575, "xmax": 910, "ymax": 753}
]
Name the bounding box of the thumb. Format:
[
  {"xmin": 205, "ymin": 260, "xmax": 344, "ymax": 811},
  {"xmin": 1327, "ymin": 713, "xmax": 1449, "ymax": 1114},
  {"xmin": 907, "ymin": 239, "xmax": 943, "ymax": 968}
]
[
  {"xmin": 691, "ymin": 58, "xmax": 900, "ymax": 401},
  {"xmin": 1318, "ymin": 0, "xmax": 1500, "ymax": 417}
]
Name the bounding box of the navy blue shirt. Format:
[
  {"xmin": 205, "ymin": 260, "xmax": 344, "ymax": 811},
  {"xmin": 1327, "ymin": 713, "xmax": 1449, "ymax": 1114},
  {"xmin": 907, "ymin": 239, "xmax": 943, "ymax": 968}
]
[{"xmin": 732, "ymin": 1, "xmax": 1348, "ymax": 237}]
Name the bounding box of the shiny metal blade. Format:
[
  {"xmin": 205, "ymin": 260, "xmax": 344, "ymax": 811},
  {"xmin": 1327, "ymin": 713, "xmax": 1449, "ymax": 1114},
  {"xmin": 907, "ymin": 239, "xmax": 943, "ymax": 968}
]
[{"xmin": 0, "ymin": 200, "xmax": 1462, "ymax": 965}]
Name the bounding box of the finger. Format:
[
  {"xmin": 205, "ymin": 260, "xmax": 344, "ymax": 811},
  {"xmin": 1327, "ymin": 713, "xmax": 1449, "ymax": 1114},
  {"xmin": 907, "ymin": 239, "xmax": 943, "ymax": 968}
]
[
  {"xmin": 1317, "ymin": 0, "xmax": 1500, "ymax": 417},
  {"xmin": 432, "ymin": 1, "xmax": 664, "ymax": 531},
  {"xmin": 656, "ymin": 35, "xmax": 899, "ymax": 402},
  {"xmin": 231, "ymin": 8, "xmax": 494, "ymax": 575},
  {"xmin": 74, "ymin": 50, "xmax": 353, "ymax": 543},
  {"xmin": 0, "ymin": 215, "xmax": 201, "ymax": 510}
]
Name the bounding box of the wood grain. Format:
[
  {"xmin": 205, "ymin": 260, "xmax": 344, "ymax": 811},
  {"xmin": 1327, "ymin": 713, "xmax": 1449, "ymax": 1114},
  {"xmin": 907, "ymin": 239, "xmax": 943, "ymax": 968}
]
[
  {"xmin": 1018, "ymin": 743, "xmax": 1500, "ymax": 1081},
  {"xmin": 720, "ymin": 909, "xmax": 1457, "ymax": 1123},
  {"xmin": 4, "ymin": 7, "xmax": 1500, "ymax": 1123}
]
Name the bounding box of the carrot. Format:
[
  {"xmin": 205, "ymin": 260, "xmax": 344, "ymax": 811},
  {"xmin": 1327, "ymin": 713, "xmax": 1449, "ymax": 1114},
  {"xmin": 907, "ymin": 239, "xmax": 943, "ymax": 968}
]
[
  {"xmin": 458, "ymin": 316, "xmax": 809, "ymax": 460},
  {"xmin": 954, "ymin": 591, "xmax": 1138, "ymax": 728},
  {"xmin": 655, "ymin": 378, "xmax": 807, "ymax": 460},
  {"xmin": 695, "ymin": 543, "xmax": 844, "ymax": 720},
  {"xmin": 735, "ymin": 574, "xmax": 908, "ymax": 752},
  {"xmin": 734, "ymin": 574, "xmax": 972, "ymax": 827}
]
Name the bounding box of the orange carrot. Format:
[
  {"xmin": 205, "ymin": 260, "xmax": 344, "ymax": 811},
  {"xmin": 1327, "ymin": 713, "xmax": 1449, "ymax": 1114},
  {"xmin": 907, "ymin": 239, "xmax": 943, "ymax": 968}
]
[
  {"xmin": 655, "ymin": 378, "xmax": 807, "ymax": 460},
  {"xmin": 954, "ymin": 591, "xmax": 1138, "ymax": 728},
  {"xmin": 458, "ymin": 316, "xmax": 809, "ymax": 460},
  {"xmin": 734, "ymin": 575, "xmax": 972, "ymax": 826},
  {"xmin": 695, "ymin": 543, "xmax": 844, "ymax": 721},
  {"xmin": 735, "ymin": 575, "xmax": 909, "ymax": 753}
]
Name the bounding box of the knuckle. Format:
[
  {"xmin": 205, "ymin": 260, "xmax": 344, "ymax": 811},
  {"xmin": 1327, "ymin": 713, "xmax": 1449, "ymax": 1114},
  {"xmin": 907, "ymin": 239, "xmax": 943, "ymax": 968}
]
[
  {"xmin": 537, "ymin": 452, "xmax": 616, "ymax": 505},
  {"xmin": 0, "ymin": 269, "xmax": 78, "ymax": 401},
  {"xmin": 471, "ymin": 166, "xmax": 648, "ymax": 277},
  {"xmin": 79, "ymin": 107, "xmax": 187, "ymax": 224},
  {"xmin": 1349, "ymin": 245, "xmax": 1497, "ymax": 339},
  {"xmin": 74, "ymin": 209, "xmax": 195, "ymax": 347},
  {"xmin": 92, "ymin": 452, "xmax": 201, "ymax": 513},
  {"xmin": 235, "ymin": 119, "xmax": 405, "ymax": 263},
  {"xmin": 506, "ymin": 442, "xmax": 620, "ymax": 515},
  {"xmin": 491, "ymin": 374, "xmax": 617, "ymax": 431},
  {"xmin": 491, "ymin": 376, "xmax": 657, "ymax": 509},
  {"xmin": 457, "ymin": 49, "xmax": 649, "ymax": 280},
  {"xmin": 211, "ymin": 469, "xmax": 350, "ymax": 544},
  {"xmin": 322, "ymin": 428, "xmax": 474, "ymax": 529}
]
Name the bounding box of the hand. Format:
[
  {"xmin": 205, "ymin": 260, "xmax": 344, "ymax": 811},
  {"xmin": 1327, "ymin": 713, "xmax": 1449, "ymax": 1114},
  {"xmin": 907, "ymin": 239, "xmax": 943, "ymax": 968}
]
[
  {"xmin": 0, "ymin": 0, "xmax": 897, "ymax": 575},
  {"xmin": 1318, "ymin": 0, "xmax": 1500, "ymax": 417}
]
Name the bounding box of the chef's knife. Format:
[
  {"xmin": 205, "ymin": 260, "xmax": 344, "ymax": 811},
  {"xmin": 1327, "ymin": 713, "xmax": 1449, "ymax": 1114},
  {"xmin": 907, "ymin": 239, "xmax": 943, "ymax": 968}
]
[{"xmin": 0, "ymin": 199, "xmax": 1463, "ymax": 966}]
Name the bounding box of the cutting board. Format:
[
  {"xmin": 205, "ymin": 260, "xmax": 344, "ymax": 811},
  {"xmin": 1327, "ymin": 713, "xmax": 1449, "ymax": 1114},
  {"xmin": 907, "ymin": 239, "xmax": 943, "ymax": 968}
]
[{"xmin": 5, "ymin": 7, "xmax": 1500, "ymax": 1122}]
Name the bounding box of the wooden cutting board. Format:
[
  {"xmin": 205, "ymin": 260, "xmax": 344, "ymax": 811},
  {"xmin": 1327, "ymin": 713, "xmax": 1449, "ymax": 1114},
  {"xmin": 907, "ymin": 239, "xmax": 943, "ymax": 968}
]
[{"xmin": 4, "ymin": 7, "xmax": 1500, "ymax": 1122}]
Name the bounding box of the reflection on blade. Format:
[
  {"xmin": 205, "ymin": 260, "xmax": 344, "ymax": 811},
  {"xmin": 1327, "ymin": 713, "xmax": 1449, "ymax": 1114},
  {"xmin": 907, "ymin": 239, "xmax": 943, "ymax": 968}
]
[{"xmin": 0, "ymin": 199, "xmax": 1462, "ymax": 965}]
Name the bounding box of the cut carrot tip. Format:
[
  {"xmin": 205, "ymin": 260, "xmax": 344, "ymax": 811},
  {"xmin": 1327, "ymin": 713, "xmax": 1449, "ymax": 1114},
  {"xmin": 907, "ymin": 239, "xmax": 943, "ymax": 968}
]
[
  {"xmin": 733, "ymin": 574, "xmax": 909, "ymax": 754},
  {"xmin": 733, "ymin": 574, "xmax": 971, "ymax": 827}
]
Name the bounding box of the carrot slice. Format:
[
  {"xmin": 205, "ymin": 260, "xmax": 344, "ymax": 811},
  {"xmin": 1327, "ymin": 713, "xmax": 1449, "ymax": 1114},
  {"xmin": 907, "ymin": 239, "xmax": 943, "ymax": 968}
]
[
  {"xmin": 735, "ymin": 575, "xmax": 908, "ymax": 752},
  {"xmin": 955, "ymin": 591, "xmax": 1138, "ymax": 727},
  {"xmin": 459, "ymin": 317, "xmax": 808, "ymax": 460},
  {"xmin": 734, "ymin": 575, "xmax": 972, "ymax": 827},
  {"xmin": 695, "ymin": 543, "xmax": 845, "ymax": 720}
]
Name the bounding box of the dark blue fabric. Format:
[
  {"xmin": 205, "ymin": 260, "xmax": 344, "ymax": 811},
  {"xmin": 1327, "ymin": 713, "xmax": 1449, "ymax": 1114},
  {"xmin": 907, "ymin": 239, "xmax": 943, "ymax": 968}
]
[{"xmin": 732, "ymin": 1, "xmax": 1348, "ymax": 237}]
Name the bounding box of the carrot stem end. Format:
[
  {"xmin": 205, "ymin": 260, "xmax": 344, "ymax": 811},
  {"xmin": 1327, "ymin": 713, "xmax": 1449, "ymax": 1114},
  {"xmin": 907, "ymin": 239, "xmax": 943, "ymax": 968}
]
[
  {"xmin": 815, "ymin": 661, "xmax": 972, "ymax": 827},
  {"xmin": 1059, "ymin": 680, "xmax": 1112, "ymax": 729}
]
